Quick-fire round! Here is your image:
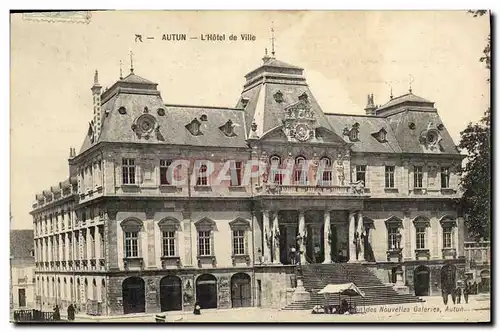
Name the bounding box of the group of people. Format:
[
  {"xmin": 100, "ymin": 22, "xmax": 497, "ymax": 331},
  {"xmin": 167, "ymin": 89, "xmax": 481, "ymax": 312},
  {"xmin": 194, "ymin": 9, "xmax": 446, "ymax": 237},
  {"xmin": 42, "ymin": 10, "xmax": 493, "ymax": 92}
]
[
  {"xmin": 51, "ymin": 304, "xmax": 76, "ymax": 321},
  {"xmin": 443, "ymin": 282, "xmax": 477, "ymax": 305}
]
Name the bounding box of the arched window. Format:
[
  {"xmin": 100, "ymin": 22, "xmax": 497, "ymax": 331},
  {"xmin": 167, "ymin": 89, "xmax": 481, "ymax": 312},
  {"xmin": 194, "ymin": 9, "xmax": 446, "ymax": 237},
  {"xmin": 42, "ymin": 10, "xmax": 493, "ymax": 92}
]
[
  {"xmin": 294, "ymin": 156, "xmax": 307, "ymax": 184},
  {"xmin": 269, "ymin": 155, "xmax": 283, "ymax": 185},
  {"xmin": 319, "ymin": 157, "xmax": 332, "ymax": 184},
  {"xmin": 196, "ymin": 164, "xmax": 209, "ymax": 186}
]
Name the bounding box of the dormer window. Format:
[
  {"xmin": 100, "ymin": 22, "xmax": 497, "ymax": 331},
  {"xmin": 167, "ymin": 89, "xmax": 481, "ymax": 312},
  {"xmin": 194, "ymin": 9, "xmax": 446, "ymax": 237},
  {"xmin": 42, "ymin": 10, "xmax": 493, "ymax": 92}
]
[
  {"xmin": 273, "ymin": 91, "xmax": 283, "ymax": 103},
  {"xmin": 343, "ymin": 123, "xmax": 360, "ymax": 141},
  {"xmin": 241, "ymin": 97, "xmax": 250, "ymax": 108},
  {"xmin": 200, "ymin": 114, "xmax": 208, "ymax": 121},
  {"xmin": 118, "ymin": 107, "xmax": 127, "ymax": 115},
  {"xmin": 349, "ymin": 123, "xmax": 360, "ymax": 141},
  {"xmin": 157, "ymin": 108, "xmax": 165, "ymax": 116},
  {"xmin": 219, "ymin": 119, "xmax": 237, "ymax": 137},
  {"xmin": 372, "ymin": 128, "xmax": 387, "ymax": 143},
  {"xmin": 298, "ymin": 92, "xmax": 309, "ymax": 103},
  {"xmin": 409, "ymin": 122, "xmax": 416, "ymax": 130},
  {"xmin": 186, "ymin": 118, "xmax": 203, "ymax": 136},
  {"xmin": 437, "ymin": 123, "xmax": 444, "ymax": 131}
]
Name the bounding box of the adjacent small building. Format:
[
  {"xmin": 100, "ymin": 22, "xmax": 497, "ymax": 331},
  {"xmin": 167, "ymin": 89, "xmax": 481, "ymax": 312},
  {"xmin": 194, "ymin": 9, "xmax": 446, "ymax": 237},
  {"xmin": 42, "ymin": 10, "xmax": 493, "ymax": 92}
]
[{"xmin": 11, "ymin": 229, "xmax": 36, "ymax": 309}]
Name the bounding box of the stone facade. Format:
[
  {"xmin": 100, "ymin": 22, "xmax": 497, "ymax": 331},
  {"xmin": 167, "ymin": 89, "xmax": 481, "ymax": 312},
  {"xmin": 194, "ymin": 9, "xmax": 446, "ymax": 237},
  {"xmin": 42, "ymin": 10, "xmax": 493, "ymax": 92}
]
[{"xmin": 30, "ymin": 53, "xmax": 466, "ymax": 315}]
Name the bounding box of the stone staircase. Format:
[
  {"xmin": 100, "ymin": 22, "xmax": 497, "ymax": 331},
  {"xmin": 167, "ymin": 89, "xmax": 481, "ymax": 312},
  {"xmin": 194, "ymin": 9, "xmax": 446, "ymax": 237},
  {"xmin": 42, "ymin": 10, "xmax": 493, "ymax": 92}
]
[{"xmin": 282, "ymin": 263, "xmax": 424, "ymax": 310}]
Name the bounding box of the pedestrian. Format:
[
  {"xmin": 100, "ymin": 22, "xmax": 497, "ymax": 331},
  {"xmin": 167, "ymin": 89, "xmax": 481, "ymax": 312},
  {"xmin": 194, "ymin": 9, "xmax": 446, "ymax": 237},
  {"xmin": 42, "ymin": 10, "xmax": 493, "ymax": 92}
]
[
  {"xmin": 473, "ymin": 281, "xmax": 478, "ymax": 294},
  {"xmin": 464, "ymin": 283, "xmax": 469, "ymax": 304},
  {"xmin": 67, "ymin": 304, "xmax": 75, "ymax": 321},
  {"xmin": 455, "ymin": 286, "xmax": 462, "ymax": 304},
  {"xmin": 193, "ymin": 301, "xmax": 201, "ymax": 315},
  {"xmin": 290, "ymin": 245, "xmax": 297, "ymax": 265},
  {"xmin": 53, "ymin": 305, "xmax": 61, "ymax": 321},
  {"xmin": 442, "ymin": 291, "xmax": 449, "ymax": 305}
]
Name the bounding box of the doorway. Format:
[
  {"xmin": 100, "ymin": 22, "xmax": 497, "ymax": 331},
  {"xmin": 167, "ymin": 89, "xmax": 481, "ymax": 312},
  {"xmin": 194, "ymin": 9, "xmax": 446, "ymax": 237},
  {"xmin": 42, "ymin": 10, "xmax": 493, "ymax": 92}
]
[
  {"xmin": 196, "ymin": 274, "xmax": 217, "ymax": 309},
  {"xmin": 122, "ymin": 277, "xmax": 145, "ymax": 314},
  {"xmin": 160, "ymin": 276, "xmax": 182, "ymax": 311},
  {"xmin": 414, "ymin": 265, "xmax": 430, "ymax": 296},
  {"xmin": 18, "ymin": 288, "xmax": 26, "ymax": 307},
  {"xmin": 231, "ymin": 273, "xmax": 251, "ymax": 308}
]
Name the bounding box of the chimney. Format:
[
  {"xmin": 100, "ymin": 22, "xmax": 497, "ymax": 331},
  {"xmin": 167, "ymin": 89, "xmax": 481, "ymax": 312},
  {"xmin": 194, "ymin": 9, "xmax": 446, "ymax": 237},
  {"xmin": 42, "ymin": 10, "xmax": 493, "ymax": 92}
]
[
  {"xmin": 364, "ymin": 93, "xmax": 377, "ymax": 116},
  {"xmin": 91, "ymin": 70, "xmax": 103, "ymax": 143},
  {"xmin": 68, "ymin": 147, "xmax": 77, "ymax": 177}
]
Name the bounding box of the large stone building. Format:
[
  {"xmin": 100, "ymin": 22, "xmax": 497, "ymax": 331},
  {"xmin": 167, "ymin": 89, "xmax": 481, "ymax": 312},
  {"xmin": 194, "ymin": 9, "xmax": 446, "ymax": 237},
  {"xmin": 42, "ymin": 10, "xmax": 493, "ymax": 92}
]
[{"xmin": 31, "ymin": 52, "xmax": 466, "ymax": 315}]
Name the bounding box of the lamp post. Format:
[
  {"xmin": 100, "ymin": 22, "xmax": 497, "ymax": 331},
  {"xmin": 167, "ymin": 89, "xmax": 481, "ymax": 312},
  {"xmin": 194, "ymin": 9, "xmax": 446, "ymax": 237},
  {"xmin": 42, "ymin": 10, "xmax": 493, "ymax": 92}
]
[{"xmin": 291, "ymin": 235, "xmax": 310, "ymax": 302}]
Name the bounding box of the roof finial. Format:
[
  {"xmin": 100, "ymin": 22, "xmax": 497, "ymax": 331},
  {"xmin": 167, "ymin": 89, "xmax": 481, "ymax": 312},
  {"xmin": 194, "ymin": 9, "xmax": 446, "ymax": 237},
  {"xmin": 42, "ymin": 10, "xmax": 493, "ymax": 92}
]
[
  {"xmin": 94, "ymin": 69, "xmax": 99, "ymax": 85},
  {"xmin": 270, "ymin": 21, "xmax": 276, "ymax": 58},
  {"xmin": 265, "ymin": 48, "xmax": 268, "ymax": 56},
  {"xmin": 129, "ymin": 50, "xmax": 134, "ymax": 74},
  {"xmin": 119, "ymin": 60, "xmax": 123, "ymax": 79},
  {"xmin": 409, "ymin": 74, "xmax": 414, "ymax": 94},
  {"xmin": 390, "ymin": 86, "xmax": 393, "ymax": 100}
]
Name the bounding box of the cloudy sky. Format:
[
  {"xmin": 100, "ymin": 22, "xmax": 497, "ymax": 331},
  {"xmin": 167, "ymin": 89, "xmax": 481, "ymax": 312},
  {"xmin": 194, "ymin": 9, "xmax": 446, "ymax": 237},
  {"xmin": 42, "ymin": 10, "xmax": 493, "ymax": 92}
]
[{"xmin": 10, "ymin": 10, "xmax": 490, "ymax": 229}]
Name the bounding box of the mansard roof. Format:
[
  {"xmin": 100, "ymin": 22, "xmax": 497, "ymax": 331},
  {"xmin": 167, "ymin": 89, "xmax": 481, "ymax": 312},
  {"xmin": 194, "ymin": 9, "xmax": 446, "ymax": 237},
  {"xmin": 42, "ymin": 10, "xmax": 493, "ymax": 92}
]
[
  {"xmin": 76, "ymin": 59, "xmax": 460, "ymax": 157},
  {"xmin": 377, "ymin": 92, "xmax": 434, "ymax": 112}
]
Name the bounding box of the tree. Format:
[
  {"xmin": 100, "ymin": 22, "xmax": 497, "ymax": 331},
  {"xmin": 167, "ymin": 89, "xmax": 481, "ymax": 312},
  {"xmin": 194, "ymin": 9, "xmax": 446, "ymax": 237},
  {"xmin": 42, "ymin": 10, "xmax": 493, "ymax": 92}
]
[{"xmin": 458, "ymin": 11, "xmax": 491, "ymax": 240}]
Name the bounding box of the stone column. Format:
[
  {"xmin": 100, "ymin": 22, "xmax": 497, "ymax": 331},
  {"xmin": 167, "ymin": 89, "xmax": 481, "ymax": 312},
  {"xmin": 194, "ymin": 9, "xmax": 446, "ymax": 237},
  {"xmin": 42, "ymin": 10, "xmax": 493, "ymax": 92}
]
[
  {"xmin": 357, "ymin": 212, "xmax": 366, "ymax": 263},
  {"xmin": 262, "ymin": 210, "xmax": 271, "ymax": 263},
  {"xmin": 298, "ymin": 210, "xmax": 307, "ymax": 265},
  {"xmin": 272, "ymin": 212, "xmax": 280, "ymax": 264},
  {"xmin": 348, "ymin": 212, "xmax": 357, "ymax": 263},
  {"xmin": 323, "ymin": 210, "xmax": 332, "ymax": 264}
]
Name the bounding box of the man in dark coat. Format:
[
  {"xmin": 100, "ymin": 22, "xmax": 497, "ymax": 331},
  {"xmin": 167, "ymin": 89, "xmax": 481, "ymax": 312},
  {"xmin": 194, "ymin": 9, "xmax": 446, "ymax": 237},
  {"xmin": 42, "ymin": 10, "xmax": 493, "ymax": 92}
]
[
  {"xmin": 53, "ymin": 305, "xmax": 61, "ymax": 321},
  {"xmin": 455, "ymin": 287, "xmax": 462, "ymax": 304},
  {"xmin": 463, "ymin": 283, "xmax": 470, "ymax": 304},
  {"xmin": 67, "ymin": 304, "xmax": 75, "ymax": 321}
]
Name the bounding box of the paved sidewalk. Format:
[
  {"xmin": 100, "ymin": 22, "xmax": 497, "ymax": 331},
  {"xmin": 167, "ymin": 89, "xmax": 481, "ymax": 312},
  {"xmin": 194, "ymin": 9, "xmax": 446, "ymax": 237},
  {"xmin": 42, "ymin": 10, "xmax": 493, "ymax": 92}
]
[{"xmin": 62, "ymin": 294, "xmax": 490, "ymax": 323}]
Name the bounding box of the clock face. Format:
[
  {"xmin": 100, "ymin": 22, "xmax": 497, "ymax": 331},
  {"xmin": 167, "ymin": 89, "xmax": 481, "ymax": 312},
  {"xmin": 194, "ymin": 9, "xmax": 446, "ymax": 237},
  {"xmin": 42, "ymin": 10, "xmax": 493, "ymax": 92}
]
[{"xmin": 295, "ymin": 123, "xmax": 311, "ymax": 142}]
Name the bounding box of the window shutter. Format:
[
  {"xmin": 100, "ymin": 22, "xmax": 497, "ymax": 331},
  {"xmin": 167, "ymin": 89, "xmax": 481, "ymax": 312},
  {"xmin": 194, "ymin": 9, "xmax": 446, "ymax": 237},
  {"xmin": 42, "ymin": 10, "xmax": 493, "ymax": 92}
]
[
  {"xmin": 197, "ymin": 231, "xmax": 200, "ymax": 256},
  {"xmin": 210, "ymin": 231, "xmax": 215, "ymax": 256},
  {"xmin": 230, "ymin": 230, "xmax": 234, "ymax": 255},
  {"xmin": 244, "ymin": 230, "xmax": 249, "ymax": 255}
]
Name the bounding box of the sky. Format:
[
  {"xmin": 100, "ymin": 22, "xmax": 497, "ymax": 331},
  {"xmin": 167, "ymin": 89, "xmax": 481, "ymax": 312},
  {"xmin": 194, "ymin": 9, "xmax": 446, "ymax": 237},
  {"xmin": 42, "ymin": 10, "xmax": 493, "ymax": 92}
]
[{"xmin": 10, "ymin": 10, "xmax": 490, "ymax": 229}]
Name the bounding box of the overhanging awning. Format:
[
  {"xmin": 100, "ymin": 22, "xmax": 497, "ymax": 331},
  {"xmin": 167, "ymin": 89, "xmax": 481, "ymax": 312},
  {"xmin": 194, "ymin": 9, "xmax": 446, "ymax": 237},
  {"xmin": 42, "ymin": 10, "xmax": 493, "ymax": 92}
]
[{"xmin": 317, "ymin": 283, "xmax": 366, "ymax": 297}]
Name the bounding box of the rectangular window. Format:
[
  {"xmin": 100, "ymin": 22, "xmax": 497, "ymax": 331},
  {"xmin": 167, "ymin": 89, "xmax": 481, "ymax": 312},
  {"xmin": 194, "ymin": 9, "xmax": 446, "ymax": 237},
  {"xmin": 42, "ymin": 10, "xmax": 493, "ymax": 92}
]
[
  {"xmin": 61, "ymin": 237, "xmax": 65, "ymax": 261},
  {"xmin": 99, "ymin": 227, "xmax": 104, "ymax": 259},
  {"xmin": 81, "ymin": 234, "xmax": 87, "ymax": 259},
  {"xmin": 160, "ymin": 159, "xmax": 172, "ymax": 185},
  {"xmin": 90, "ymin": 228, "xmax": 96, "ymax": 259},
  {"xmin": 232, "ymin": 230, "xmax": 245, "ymax": 255},
  {"xmin": 68, "ymin": 237, "xmax": 73, "ymax": 260},
  {"xmin": 416, "ymin": 227, "xmax": 426, "ymax": 249},
  {"xmin": 230, "ymin": 161, "xmax": 243, "ymax": 186},
  {"xmin": 356, "ymin": 165, "xmax": 366, "ymax": 183},
  {"xmin": 443, "ymin": 227, "xmax": 453, "ymax": 248},
  {"xmin": 122, "ymin": 158, "xmax": 136, "ymax": 185},
  {"xmin": 124, "ymin": 231, "xmax": 139, "ymax": 258},
  {"xmin": 198, "ymin": 231, "xmax": 211, "ymax": 256},
  {"xmin": 388, "ymin": 227, "xmax": 399, "ymax": 249},
  {"xmin": 196, "ymin": 165, "xmax": 209, "ymax": 186},
  {"xmin": 162, "ymin": 231, "xmax": 176, "ymax": 257},
  {"xmin": 385, "ymin": 166, "xmax": 395, "ymax": 188},
  {"xmin": 414, "ymin": 166, "xmax": 423, "ymax": 188},
  {"xmin": 441, "ymin": 167, "xmax": 450, "ymax": 188}
]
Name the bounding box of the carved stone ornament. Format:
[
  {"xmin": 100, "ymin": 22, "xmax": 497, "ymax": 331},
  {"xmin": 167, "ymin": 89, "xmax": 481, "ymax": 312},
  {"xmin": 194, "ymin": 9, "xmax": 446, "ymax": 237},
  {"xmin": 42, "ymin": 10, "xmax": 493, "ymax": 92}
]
[
  {"xmin": 419, "ymin": 122, "xmax": 443, "ymax": 152},
  {"xmin": 282, "ymin": 97, "xmax": 317, "ymax": 143},
  {"xmin": 132, "ymin": 114, "xmax": 159, "ymax": 139}
]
